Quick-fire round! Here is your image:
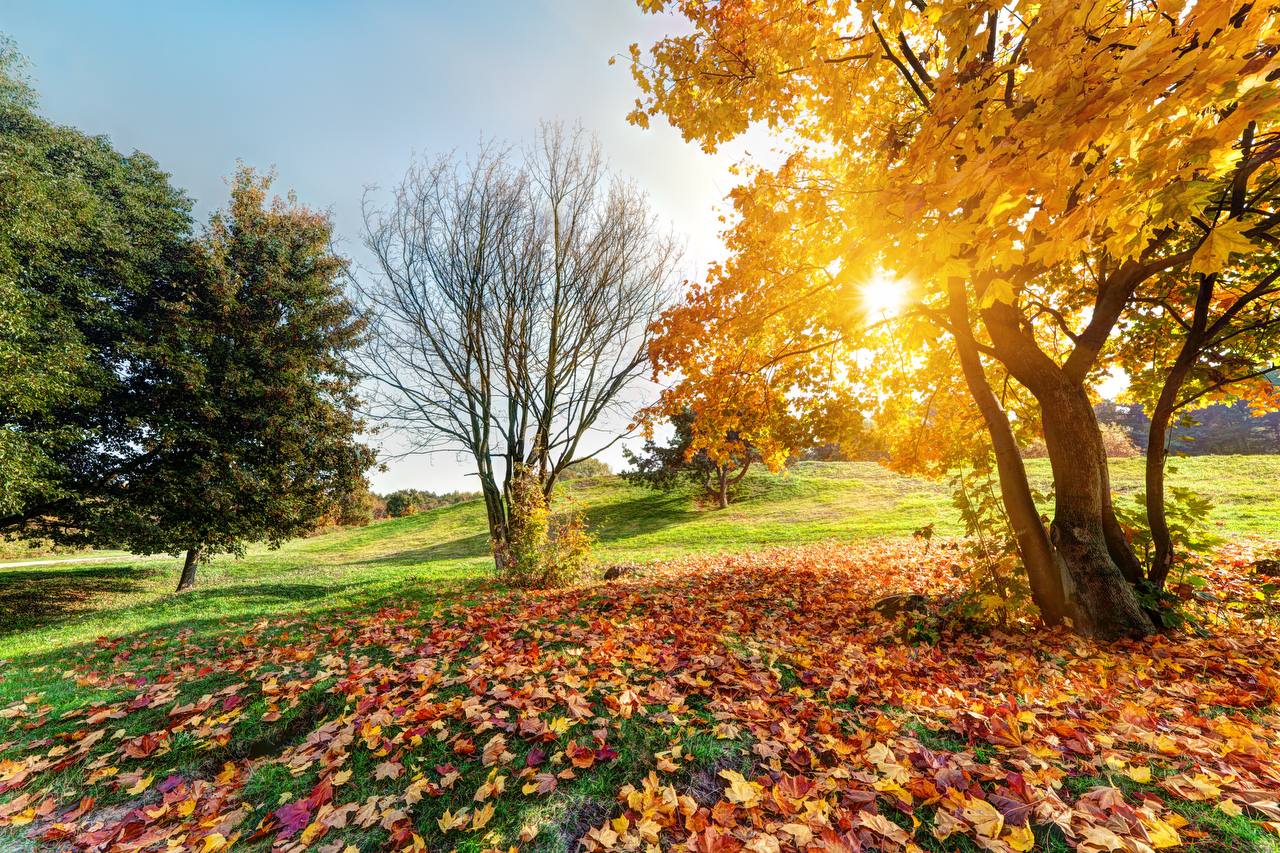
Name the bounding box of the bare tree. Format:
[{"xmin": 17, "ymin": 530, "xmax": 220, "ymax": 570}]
[{"xmin": 358, "ymin": 123, "xmax": 678, "ymax": 563}]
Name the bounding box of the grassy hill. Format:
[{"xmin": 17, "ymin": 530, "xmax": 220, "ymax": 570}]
[
  {"xmin": 1, "ymin": 458, "xmax": 1278, "ymax": 852},
  {"xmin": 1, "ymin": 457, "xmax": 1276, "ymax": 660}
]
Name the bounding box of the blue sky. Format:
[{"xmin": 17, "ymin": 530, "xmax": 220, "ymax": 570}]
[{"xmin": 6, "ymin": 1, "xmax": 765, "ymax": 493}]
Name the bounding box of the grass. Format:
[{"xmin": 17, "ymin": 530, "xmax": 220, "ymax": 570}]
[
  {"xmin": 2, "ymin": 457, "xmax": 1277, "ymax": 660},
  {"xmin": 0, "ymin": 457, "xmax": 1277, "ymax": 851}
]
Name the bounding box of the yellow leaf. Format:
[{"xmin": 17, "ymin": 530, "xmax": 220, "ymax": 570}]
[
  {"xmin": 719, "ymin": 769, "xmax": 762, "ymax": 808},
  {"xmin": 1218, "ymin": 799, "xmax": 1243, "ymax": 817},
  {"xmin": 200, "ymin": 833, "xmax": 228, "ymax": 853},
  {"xmin": 978, "ymin": 278, "xmax": 1015, "ymax": 309},
  {"xmin": 126, "ymin": 774, "xmax": 154, "ymax": 795},
  {"xmin": 1005, "ymin": 823, "xmax": 1036, "ymax": 852},
  {"xmin": 1190, "ymin": 219, "xmax": 1255, "ymax": 275},
  {"xmin": 1125, "ymin": 765, "xmax": 1152, "ymax": 784},
  {"xmin": 471, "ymin": 801, "xmax": 495, "ymax": 830},
  {"xmin": 1143, "ymin": 816, "xmax": 1182, "ymax": 849},
  {"xmin": 332, "ymin": 768, "xmax": 352, "ymax": 786}
]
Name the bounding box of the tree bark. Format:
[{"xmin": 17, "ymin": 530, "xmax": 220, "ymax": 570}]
[
  {"xmin": 1039, "ymin": 382, "xmax": 1155, "ymax": 639},
  {"xmin": 177, "ymin": 547, "xmax": 200, "ymax": 592},
  {"xmin": 1145, "ymin": 355, "xmax": 1195, "ymax": 592},
  {"xmin": 716, "ymin": 467, "xmax": 730, "ymax": 509},
  {"xmin": 946, "ymin": 281, "xmax": 1068, "ymax": 624}
]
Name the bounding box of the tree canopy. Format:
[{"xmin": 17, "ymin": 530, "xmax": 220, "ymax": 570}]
[
  {"xmin": 629, "ymin": 0, "xmax": 1280, "ymax": 637},
  {"xmin": 85, "ymin": 170, "xmax": 376, "ymax": 589},
  {"xmin": 0, "ymin": 42, "xmax": 194, "ymax": 532}
]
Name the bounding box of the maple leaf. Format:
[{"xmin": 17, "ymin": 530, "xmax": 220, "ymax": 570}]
[
  {"xmin": 471, "ymin": 801, "xmax": 495, "ymax": 830},
  {"xmin": 274, "ymin": 801, "xmax": 312, "ymax": 840},
  {"xmin": 436, "ymin": 808, "xmax": 469, "ymax": 833},
  {"xmin": 482, "ymin": 733, "xmax": 512, "ymax": 767},
  {"xmin": 522, "ymin": 773, "xmax": 558, "ymax": 796},
  {"xmin": 565, "ymin": 739, "xmax": 597, "ymax": 769},
  {"xmin": 719, "ymin": 769, "xmax": 762, "ymax": 808},
  {"xmin": 1190, "ymin": 220, "xmax": 1255, "ymax": 276},
  {"xmin": 373, "ymin": 760, "xmax": 403, "ymax": 781}
]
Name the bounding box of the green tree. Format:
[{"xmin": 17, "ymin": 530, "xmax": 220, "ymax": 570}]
[
  {"xmin": 0, "ymin": 39, "xmax": 194, "ymax": 533},
  {"xmin": 85, "ymin": 169, "xmax": 375, "ymax": 590},
  {"xmin": 623, "ymin": 410, "xmax": 760, "ymax": 509}
]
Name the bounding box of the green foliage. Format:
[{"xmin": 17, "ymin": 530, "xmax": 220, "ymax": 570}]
[
  {"xmin": 1114, "ymin": 483, "xmax": 1222, "ymax": 626},
  {"xmin": 623, "ymin": 409, "xmax": 758, "ymax": 506},
  {"xmin": 496, "ymin": 466, "xmax": 592, "ymax": 589},
  {"xmin": 558, "ymin": 458, "xmax": 613, "ymax": 481},
  {"xmin": 382, "ymin": 488, "xmax": 480, "ymax": 518},
  {"xmin": 78, "ymin": 169, "xmax": 375, "ymax": 570},
  {"xmin": 1117, "ymin": 484, "xmax": 1220, "ymax": 576},
  {"xmin": 948, "ymin": 458, "xmax": 1034, "ymax": 625},
  {"xmin": 0, "ymin": 45, "xmax": 193, "ymax": 532}
]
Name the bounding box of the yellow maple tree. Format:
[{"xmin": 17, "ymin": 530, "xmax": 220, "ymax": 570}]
[{"xmin": 628, "ymin": 0, "xmax": 1280, "ymax": 638}]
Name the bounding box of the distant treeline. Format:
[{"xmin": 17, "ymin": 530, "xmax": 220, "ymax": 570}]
[
  {"xmin": 377, "ymin": 489, "xmax": 481, "ymax": 519},
  {"xmin": 1097, "ymin": 400, "xmax": 1280, "ymax": 455}
]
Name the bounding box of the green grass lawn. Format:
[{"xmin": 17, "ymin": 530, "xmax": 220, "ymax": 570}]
[
  {"xmin": 1, "ymin": 457, "xmax": 1278, "ymax": 852},
  {"xmin": 2, "ymin": 457, "xmax": 1277, "ymax": 661}
]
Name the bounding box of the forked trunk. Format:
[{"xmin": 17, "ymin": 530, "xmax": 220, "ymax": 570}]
[
  {"xmin": 177, "ymin": 547, "xmax": 200, "ymax": 592},
  {"xmin": 946, "ymin": 282, "xmax": 1067, "ymax": 624},
  {"xmin": 1040, "ymin": 383, "xmax": 1154, "ymax": 640}
]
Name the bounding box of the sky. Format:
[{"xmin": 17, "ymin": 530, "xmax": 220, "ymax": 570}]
[{"xmin": 4, "ymin": 1, "xmax": 770, "ymax": 493}]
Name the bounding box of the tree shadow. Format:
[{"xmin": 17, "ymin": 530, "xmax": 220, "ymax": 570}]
[
  {"xmin": 362, "ymin": 531, "xmax": 493, "ymax": 567},
  {"xmin": 581, "ymin": 492, "xmax": 702, "ymax": 544},
  {"xmin": 0, "ymin": 564, "xmax": 160, "ymax": 637}
]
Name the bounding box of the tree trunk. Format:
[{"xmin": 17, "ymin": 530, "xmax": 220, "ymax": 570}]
[
  {"xmin": 946, "ymin": 281, "xmax": 1067, "ymax": 624},
  {"xmin": 716, "ymin": 467, "xmax": 729, "ymax": 509},
  {"xmin": 1146, "ymin": 271, "xmax": 1215, "ymax": 592},
  {"xmin": 177, "ymin": 547, "xmax": 200, "ymax": 592},
  {"xmin": 1145, "ymin": 376, "xmax": 1182, "ymax": 592},
  {"xmin": 481, "ymin": 480, "xmax": 510, "ymax": 573},
  {"xmin": 1040, "ymin": 383, "xmax": 1154, "ymax": 640}
]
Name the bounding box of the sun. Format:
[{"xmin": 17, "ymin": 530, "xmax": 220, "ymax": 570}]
[{"xmin": 860, "ymin": 273, "xmax": 906, "ymax": 319}]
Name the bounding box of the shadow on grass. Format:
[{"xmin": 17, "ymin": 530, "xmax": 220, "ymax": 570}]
[
  {"xmin": 361, "ymin": 493, "xmax": 704, "ymax": 569},
  {"xmin": 0, "ymin": 564, "xmax": 161, "ymax": 638},
  {"xmin": 0, "ymin": 573, "xmax": 489, "ymax": 680},
  {"xmin": 581, "ymin": 492, "xmax": 701, "ymax": 544},
  {"xmin": 364, "ymin": 531, "xmax": 493, "ymax": 567}
]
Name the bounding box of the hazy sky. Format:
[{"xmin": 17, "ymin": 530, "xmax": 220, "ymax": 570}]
[{"xmin": 5, "ymin": 1, "xmax": 767, "ymax": 493}]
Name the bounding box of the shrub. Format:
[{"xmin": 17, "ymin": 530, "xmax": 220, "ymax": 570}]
[
  {"xmin": 559, "ymin": 458, "xmax": 613, "ymax": 480},
  {"xmin": 496, "ymin": 465, "xmax": 592, "ymax": 588},
  {"xmin": 1099, "ymin": 422, "xmax": 1140, "ymax": 458}
]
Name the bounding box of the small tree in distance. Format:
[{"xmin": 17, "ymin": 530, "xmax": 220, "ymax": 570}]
[{"xmin": 624, "ymin": 410, "xmax": 761, "ymax": 509}]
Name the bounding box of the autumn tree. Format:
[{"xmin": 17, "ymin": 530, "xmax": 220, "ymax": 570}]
[
  {"xmin": 624, "ymin": 410, "xmax": 760, "ymax": 508},
  {"xmin": 82, "ymin": 170, "xmax": 375, "ymax": 590},
  {"xmin": 359, "ymin": 123, "xmax": 677, "ymax": 570},
  {"xmin": 628, "ymin": 0, "xmax": 1280, "ymax": 638}
]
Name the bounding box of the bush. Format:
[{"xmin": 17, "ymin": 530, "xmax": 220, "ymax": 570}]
[
  {"xmin": 496, "ymin": 465, "xmax": 592, "ymax": 588},
  {"xmin": 559, "ymin": 458, "xmax": 613, "ymax": 480},
  {"xmin": 381, "ymin": 488, "xmax": 480, "ymax": 518},
  {"xmin": 1100, "ymin": 422, "xmax": 1140, "ymax": 457}
]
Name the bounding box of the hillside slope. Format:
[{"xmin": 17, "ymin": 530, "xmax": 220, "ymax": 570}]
[{"xmin": 2, "ymin": 458, "xmax": 1277, "ymax": 657}]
